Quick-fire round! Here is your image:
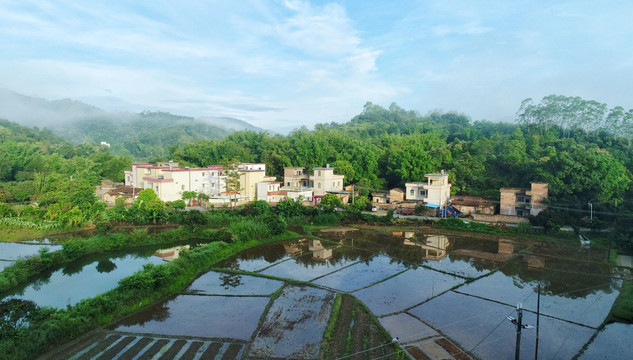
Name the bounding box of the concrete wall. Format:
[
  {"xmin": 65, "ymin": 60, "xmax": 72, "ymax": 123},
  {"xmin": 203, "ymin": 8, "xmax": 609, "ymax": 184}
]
[{"xmin": 472, "ymin": 214, "xmax": 529, "ymax": 224}]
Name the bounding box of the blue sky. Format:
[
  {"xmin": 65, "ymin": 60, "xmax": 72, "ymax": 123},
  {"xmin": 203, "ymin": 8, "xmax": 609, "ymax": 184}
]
[{"xmin": 1, "ymin": 0, "xmax": 632, "ymax": 131}]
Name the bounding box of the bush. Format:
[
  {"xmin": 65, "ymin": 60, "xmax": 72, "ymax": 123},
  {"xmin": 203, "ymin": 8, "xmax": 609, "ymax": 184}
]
[
  {"xmin": 180, "ymin": 210, "xmax": 207, "ymax": 231},
  {"xmin": 264, "ymin": 214, "xmax": 287, "ymax": 235},
  {"xmin": 61, "ymin": 241, "xmax": 87, "ymax": 258},
  {"xmin": 166, "ymin": 200, "xmax": 186, "ymax": 210},
  {"xmin": 516, "ymin": 221, "xmax": 532, "ymax": 234},
  {"xmin": 240, "ymin": 200, "xmax": 272, "ymax": 216},
  {"xmin": 228, "ymin": 220, "xmax": 270, "ymax": 242},
  {"xmin": 312, "ymin": 213, "xmax": 341, "ymax": 226}
]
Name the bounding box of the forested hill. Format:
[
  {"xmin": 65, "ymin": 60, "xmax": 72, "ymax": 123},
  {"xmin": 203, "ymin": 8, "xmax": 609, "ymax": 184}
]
[
  {"xmin": 169, "ymin": 97, "xmax": 633, "ymax": 214},
  {"xmin": 54, "ymin": 111, "xmax": 232, "ymax": 159},
  {"xmin": 0, "ymin": 119, "xmax": 131, "ymax": 205},
  {"xmin": 0, "ymin": 90, "xmax": 233, "ymax": 159}
]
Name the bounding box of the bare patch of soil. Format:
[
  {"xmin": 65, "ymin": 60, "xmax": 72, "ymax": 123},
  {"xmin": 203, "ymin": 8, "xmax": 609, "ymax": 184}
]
[
  {"xmin": 435, "ymin": 338, "xmax": 471, "ymax": 360},
  {"xmin": 405, "ymin": 345, "xmax": 432, "ymax": 360}
]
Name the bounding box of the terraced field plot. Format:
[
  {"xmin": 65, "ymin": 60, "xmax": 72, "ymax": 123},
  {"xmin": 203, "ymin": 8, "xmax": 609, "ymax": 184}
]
[{"xmin": 37, "ymin": 229, "xmax": 632, "ymax": 359}]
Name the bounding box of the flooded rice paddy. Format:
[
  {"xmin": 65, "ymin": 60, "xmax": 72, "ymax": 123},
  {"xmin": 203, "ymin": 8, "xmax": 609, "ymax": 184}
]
[
  {"xmin": 1, "ymin": 245, "xmax": 192, "ymax": 308},
  {"xmin": 0, "ymin": 240, "xmax": 62, "ymax": 271},
  {"xmin": 14, "ymin": 227, "xmax": 633, "ymax": 359}
]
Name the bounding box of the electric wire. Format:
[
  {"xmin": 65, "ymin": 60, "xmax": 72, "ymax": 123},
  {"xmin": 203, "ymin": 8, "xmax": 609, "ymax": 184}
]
[{"xmin": 322, "ymin": 240, "xmax": 622, "ymax": 360}]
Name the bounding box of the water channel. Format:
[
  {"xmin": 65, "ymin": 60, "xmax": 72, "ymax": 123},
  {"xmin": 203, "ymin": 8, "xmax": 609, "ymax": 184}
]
[{"xmin": 4, "ymin": 228, "xmax": 631, "ymax": 359}]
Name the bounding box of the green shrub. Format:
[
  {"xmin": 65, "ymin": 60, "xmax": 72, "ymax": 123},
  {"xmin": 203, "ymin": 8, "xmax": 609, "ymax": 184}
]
[
  {"xmin": 240, "ymin": 200, "xmax": 272, "ymax": 216},
  {"xmin": 228, "ymin": 220, "xmax": 270, "ymax": 242},
  {"xmin": 516, "ymin": 221, "xmax": 532, "ymax": 234},
  {"xmin": 61, "ymin": 241, "xmax": 87, "ymax": 258},
  {"xmin": 312, "ymin": 212, "xmax": 341, "ymax": 226}
]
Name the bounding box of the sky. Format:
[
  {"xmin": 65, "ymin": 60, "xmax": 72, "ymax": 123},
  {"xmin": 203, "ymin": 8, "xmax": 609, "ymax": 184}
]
[{"xmin": 1, "ymin": 0, "xmax": 632, "ymax": 132}]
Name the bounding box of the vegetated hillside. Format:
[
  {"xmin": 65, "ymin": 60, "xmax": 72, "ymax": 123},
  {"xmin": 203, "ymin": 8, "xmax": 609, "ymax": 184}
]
[
  {"xmin": 0, "ymin": 90, "xmax": 233, "ymax": 159},
  {"xmin": 0, "ymin": 118, "xmax": 130, "ymax": 204},
  {"xmin": 198, "ymin": 116, "xmax": 268, "ymax": 133},
  {"xmin": 55, "ymin": 111, "xmax": 232, "ymax": 159}
]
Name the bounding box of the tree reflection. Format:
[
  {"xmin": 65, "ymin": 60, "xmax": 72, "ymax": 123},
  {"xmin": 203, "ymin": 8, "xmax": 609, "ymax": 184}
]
[
  {"xmin": 96, "ymin": 260, "xmax": 117, "ymax": 273},
  {"xmin": 220, "ymin": 273, "xmax": 243, "ymax": 289}
]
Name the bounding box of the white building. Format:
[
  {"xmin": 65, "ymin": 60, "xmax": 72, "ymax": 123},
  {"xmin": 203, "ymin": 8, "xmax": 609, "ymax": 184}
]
[{"xmin": 405, "ymin": 171, "xmax": 452, "ymax": 209}]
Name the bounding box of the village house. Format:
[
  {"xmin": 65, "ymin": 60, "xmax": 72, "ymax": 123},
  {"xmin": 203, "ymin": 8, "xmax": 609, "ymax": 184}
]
[
  {"xmin": 499, "ymin": 182, "xmax": 548, "ymax": 217},
  {"xmin": 124, "ymin": 161, "xmax": 272, "ymax": 204},
  {"xmin": 282, "ymin": 165, "xmax": 346, "ymax": 203},
  {"xmin": 451, "ymin": 196, "xmax": 496, "ymax": 216},
  {"xmin": 372, "ymin": 188, "xmax": 405, "ymax": 206},
  {"xmin": 405, "ymin": 171, "xmax": 452, "ymax": 209}
]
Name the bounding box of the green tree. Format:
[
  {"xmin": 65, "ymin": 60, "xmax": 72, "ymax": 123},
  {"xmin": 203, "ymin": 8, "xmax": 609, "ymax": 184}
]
[
  {"xmin": 134, "ymin": 188, "xmax": 165, "ymax": 223},
  {"xmin": 319, "ymin": 193, "xmax": 342, "ymax": 212},
  {"xmin": 181, "ymin": 191, "xmax": 197, "ymax": 207}
]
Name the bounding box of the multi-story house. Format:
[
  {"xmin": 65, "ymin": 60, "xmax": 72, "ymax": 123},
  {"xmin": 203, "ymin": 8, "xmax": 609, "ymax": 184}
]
[
  {"xmin": 125, "ymin": 162, "xmax": 271, "ymax": 203},
  {"xmin": 310, "ymin": 166, "xmax": 345, "ymax": 196},
  {"xmin": 405, "ymin": 171, "xmax": 452, "ymax": 208},
  {"xmin": 499, "ymin": 182, "xmax": 548, "ymax": 217},
  {"xmin": 282, "ymin": 165, "xmax": 345, "ymax": 198}
]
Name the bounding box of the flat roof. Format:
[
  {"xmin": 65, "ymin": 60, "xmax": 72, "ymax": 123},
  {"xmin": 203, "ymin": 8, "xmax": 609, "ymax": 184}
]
[{"xmin": 425, "ymin": 173, "xmax": 449, "ymax": 177}]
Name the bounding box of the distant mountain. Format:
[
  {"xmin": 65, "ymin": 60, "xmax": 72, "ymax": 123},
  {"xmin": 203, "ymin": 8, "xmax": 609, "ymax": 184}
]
[
  {"xmin": 0, "ymin": 89, "xmax": 232, "ymax": 159},
  {"xmin": 0, "ymin": 88, "xmax": 106, "ymax": 127},
  {"xmin": 198, "ymin": 116, "xmax": 268, "ymax": 133}
]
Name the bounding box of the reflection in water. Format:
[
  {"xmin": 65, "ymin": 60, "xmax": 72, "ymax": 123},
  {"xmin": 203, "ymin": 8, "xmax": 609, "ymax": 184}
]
[
  {"xmin": 62, "ymin": 261, "xmax": 86, "ymax": 276},
  {"xmin": 498, "ymin": 239, "xmax": 516, "ymax": 254},
  {"xmin": 403, "ymin": 235, "xmax": 450, "ymax": 261},
  {"xmin": 96, "ymin": 260, "xmax": 117, "ymax": 273},
  {"xmin": 220, "ymin": 272, "xmax": 243, "ymax": 289},
  {"xmin": 284, "ymin": 242, "xmax": 303, "ymax": 255},
  {"xmin": 154, "ymin": 245, "xmax": 190, "ymax": 262},
  {"xmin": 309, "ymin": 240, "xmax": 333, "ymax": 261}
]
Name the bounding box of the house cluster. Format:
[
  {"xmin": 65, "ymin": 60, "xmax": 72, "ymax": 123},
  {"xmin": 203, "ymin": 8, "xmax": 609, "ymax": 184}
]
[
  {"xmin": 97, "ymin": 162, "xmax": 347, "ymax": 207},
  {"xmin": 373, "ymin": 169, "xmax": 549, "ymax": 219},
  {"xmin": 98, "ymin": 160, "xmax": 548, "ymax": 220}
]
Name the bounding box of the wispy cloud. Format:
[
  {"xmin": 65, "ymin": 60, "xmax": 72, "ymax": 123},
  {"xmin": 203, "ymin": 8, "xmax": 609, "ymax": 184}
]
[{"xmin": 1, "ymin": 0, "xmax": 632, "ymax": 130}]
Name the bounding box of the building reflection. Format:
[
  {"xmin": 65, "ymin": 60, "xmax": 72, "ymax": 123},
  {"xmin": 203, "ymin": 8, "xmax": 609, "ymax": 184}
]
[
  {"xmin": 284, "ymin": 241, "xmax": 303, "ymax": 255},
  {"xmin": 402, "ymin": 234, "xmax": 450, "ymax": 261},
  {"xmin": 309, "ymin": 239, "xmax": 333, "ymax": 261},
  {"xmin": 154, "ymin": 245, "xmax": 190, "ymax": 262}
]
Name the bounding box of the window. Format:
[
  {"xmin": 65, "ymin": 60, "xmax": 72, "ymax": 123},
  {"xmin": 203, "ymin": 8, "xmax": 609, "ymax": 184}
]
[
  {"xmin": 318, "ymin": 171, "xmax": 321, "ymax": 176},
  {"xmin": 410, "ymin": 189, "xmax": 415, "ymax": 196},
  {"xmin": 318, "ymin": 183, "xmax": 321, "ymax": 188},
  {"xmin": 181, "ymin": 185, "xmax": 185, "ymax": 190},
  {"xmin": 202, "ymin": 184, "xmax": 205, "ymax": 188},
  {"xmin": 287, "ymin": 182, "xmax": 291, "ymax": 186}
]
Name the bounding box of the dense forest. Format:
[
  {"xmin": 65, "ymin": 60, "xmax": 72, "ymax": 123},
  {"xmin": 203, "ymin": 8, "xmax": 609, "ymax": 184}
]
[
  {"xmin": 168, "ymin": 97, "xmax": 633, "ymax": 208},
  {"xmin": 1, "ymin": 94, "xmax": 633, "ymax": 242}
]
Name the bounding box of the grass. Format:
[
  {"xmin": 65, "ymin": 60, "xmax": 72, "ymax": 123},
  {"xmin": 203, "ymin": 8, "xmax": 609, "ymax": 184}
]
[
  {"xmin": 0, "ymin": 225, "xmax": 78, "ymax": 242},
  {"xmin": 608, "ymin": 280, "xmax": 633, "ymax": 323},
  {"xmin": 320, "ymin": 293, "xmax": 343, "ymax": 358}
]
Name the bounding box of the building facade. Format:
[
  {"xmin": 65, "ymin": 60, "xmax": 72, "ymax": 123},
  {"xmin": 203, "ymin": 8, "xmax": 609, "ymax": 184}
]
[
  {"xmin": 499, "ymin": 182, "xmax": 549, "ymax": 217},
  {"xmin": 405, "ymin": 171, "xmax": 452, "ymax": 208}
]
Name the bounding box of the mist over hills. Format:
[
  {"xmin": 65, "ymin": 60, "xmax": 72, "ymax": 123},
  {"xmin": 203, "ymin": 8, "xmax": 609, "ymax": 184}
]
[{"xmin": 0, "ymin": 89, "xmax": 268, "ymax": 159}]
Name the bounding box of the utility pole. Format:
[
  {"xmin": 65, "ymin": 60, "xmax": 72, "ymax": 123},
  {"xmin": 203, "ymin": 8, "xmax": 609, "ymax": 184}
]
[
  {"xmin": 588, "ymin": 202, "xmax": 593, "ymax": 220},
  {"xmin": 535, "ymin": 284, "xmax": 541, "ymax": 360},
  {"xmin": 515, "ymin": 304, "xmax": 523, "ymax": 360},
  {"xmin": 507, "ymin": 303, "xmax": 533, "ymax": 360}
]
